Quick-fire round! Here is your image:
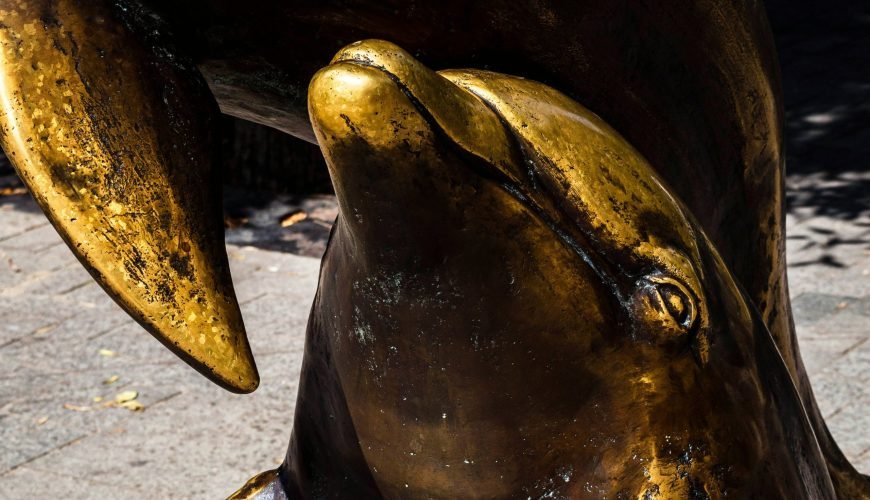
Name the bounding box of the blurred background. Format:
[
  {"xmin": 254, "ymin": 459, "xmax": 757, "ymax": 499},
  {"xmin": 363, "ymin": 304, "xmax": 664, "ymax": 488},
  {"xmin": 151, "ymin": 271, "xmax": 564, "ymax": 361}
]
[{"xmin": 1, "ymin": 0, "xmax": 868, "ymax": 497}]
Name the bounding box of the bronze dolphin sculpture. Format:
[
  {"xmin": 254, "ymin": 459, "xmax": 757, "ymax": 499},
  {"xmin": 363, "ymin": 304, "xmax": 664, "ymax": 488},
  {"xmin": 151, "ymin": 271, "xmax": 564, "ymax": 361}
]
[
  {"xmin": 0, "ymin": 0, "xmax": 866, "ymax": 498},
  {"xmin": 263, "ymin": 40, "xmax": 834, "ymax": 498}
]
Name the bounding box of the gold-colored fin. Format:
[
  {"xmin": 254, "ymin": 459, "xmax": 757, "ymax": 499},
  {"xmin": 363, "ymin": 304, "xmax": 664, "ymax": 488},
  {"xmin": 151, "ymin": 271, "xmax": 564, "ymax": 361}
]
[{"xmin": 0, "ymin": 1, "xmax": 258, "ymax": 393}]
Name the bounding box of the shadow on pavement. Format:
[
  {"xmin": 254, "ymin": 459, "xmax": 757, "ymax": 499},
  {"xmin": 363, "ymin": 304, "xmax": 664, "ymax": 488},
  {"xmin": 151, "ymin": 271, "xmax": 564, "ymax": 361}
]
[
  {"xmin": 767, "ymin": 0, "xmax": 870, "ymax": 222},
  {"xmin": 0, "ymin": 160, "xmax": 336, "ymax": 259},
  {"xmin": 222, "ymin": 188, "xmax": 336, "ymax": 258},
  {"xmin": 766, "ymin": 0, "xmax": 870, "ymax": 269}
]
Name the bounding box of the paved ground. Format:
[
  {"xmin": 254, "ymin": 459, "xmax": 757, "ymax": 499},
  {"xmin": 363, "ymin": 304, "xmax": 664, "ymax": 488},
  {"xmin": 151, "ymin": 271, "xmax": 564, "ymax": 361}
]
[
  {"xmin": 0, "ymin": 192, "xmax": 329, "ymax": 498},
  {"xmin": 1, "ymin": 3, "xmax": 869, "ymax": 498}
]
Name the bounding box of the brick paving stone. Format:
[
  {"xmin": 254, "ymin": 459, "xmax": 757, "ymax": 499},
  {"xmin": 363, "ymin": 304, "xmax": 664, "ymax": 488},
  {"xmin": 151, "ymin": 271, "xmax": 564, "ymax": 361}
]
[{"xmin": 798, "ymin": 336, "xmax": 866, "ymax": 376}]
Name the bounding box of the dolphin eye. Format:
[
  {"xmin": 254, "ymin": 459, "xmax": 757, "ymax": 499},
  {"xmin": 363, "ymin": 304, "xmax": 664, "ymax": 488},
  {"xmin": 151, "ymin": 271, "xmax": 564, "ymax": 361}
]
[
  {"xmin": 629, "ymin": 274, "xmax": 699, "ymax": 339},
  {"xmin": 647, "ymin": 276, "xmax": 697, "ymax": 330}
]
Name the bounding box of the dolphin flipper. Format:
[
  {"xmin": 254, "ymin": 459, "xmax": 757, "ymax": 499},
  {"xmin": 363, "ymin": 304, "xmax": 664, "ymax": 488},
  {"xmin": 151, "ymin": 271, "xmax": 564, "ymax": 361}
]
[{"xmin": 0, "ymin": 0, "xmax": 257, "ymax": 392}]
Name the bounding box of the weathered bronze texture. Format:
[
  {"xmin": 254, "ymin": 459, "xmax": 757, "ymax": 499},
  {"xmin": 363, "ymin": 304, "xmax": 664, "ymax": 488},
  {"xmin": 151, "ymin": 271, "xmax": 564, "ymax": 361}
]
[
  {"xmin": 0, "ymin": 1, "xmax": 257, "ymax": 392},
  {"xmin": 0, "ymin": 0, "xmax": 866, "ymax": 498}
]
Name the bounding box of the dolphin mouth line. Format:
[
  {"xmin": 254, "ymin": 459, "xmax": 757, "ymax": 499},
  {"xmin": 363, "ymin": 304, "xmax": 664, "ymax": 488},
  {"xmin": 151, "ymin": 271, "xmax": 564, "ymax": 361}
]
[{"xmin": 332, "ymin": 58, "xmax": 630, "ymax": 308}]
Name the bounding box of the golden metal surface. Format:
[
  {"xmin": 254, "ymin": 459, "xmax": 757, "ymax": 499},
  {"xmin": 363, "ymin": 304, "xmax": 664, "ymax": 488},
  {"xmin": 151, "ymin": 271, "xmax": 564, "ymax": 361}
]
[
  {"xmin": 440, "ymin": 69, "xmax": 713, "ymax": 359},
  {"xmin": 0, "ymin": 1, "xmax": 257, "ymax": 392}
]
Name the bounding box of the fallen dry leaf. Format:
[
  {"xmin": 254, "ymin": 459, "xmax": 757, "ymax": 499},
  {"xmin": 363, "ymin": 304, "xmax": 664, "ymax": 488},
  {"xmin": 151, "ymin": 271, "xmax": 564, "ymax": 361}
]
[
  {"xmin": 0, "ymin": 186, "xmax": 26, "ymax": 196},
  {"xmin": 103, "ymin": 375, "xmax": 120, "ymax": 385},
  {"xmin": 98, "ymin": 349, "xmax": 116, "ymax": 357},
  {"xmin": 280, "ymin": 210, "xmax": 308, "ymax": 227},
  {"xmin": 119, "ymin": 400, "xmax": 144, "ymax": 412},
  {"xmin": 111, "ymin": 390, "xmax": 144, "ymax": 412},
  {"xmin": 114, "ymin": 390, "xmax": 138, "ymax": 404},
  {"xmin": 33, "ymin": 324, "xmax": 56, "ymax": 336},
  {"xmin": 6, "ymin": 258, "xmax": 20, "ymax": 274},
  {"xmin": 92, "ymin": 396, "xmax": 104, "ymax": 403},
  {"xmin": 36, "ymin": 416, "xmax": 48, "ymax": 425},
  {"xmin": 63, "ymin": 403, "xmax": 91, "ymax": 412},
  {"xmin": 224, "ymin": 214, "xmax": 249, "ymax": 229}
]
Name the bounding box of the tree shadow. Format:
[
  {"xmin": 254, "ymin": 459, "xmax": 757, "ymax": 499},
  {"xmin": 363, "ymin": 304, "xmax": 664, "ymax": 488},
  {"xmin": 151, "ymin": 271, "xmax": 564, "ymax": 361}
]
[
  {"xmin": 1, "ymin": 159, "xmax": 336, "ymax": 259},
  {"xmin": 222, "ymin": 187, "xmax": 335, "ymax": 258},
  {"xmin": 0, "ymin": 160, "xmax": 43, "ymax": 214},
  {"xmin": 766, "ymin": 0, "xmax": 870, "ymax": 222}
]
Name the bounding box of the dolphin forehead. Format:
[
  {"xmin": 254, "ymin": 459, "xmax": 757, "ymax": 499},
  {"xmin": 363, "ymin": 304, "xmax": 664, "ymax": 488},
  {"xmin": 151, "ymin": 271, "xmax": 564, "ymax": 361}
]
[
  {"xmin": 441, "ymin": 70, "xmax": 706, "ymax": 283},
  {"xmin": 439, "ymin": 69, "xmax": 714, "ymax": 358}
]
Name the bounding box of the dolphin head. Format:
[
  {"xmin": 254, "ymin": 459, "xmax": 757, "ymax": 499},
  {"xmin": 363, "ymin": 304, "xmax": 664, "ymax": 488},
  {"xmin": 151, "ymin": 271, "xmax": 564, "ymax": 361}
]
[{"xmin": 302, "ymin": 40, "xmax": 833, "ymax": 498}]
